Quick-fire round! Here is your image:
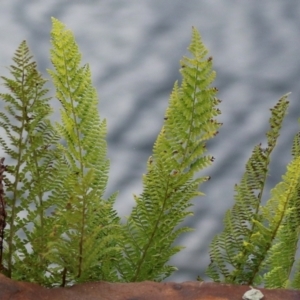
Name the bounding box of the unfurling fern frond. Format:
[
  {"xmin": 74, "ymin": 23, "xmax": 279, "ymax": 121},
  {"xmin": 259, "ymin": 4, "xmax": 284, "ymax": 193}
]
[
  {"xmin": 119, "ymin": 27, "xmax": 222, "ymax": 282},
  {"xmin": 0, "ymin": 40, "xmax": 61, "ymax": 282},
  {"xmin": 45, "ymin": 18, "xmax": 121, "ymax": 286},
  {"xmin": 206, "ymin": 94, "xmax": 300, "ymax": 288}
]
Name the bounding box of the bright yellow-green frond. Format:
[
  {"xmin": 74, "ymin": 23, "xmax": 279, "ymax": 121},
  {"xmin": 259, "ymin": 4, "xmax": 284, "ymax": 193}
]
[
  {"xmin": 119, "ymin": 27, "xmax": 221, "ymax": 282},
  {"xmin": 44, "ymin": 17, "xmax": 121, "ymax": 285}
]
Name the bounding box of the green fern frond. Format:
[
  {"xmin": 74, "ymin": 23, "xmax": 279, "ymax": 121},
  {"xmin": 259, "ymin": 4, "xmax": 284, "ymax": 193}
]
[
  {"xmin": 261, "ymin": 156, "xmax": 300, "ymax": 288},
  {"xmin": 46, "ymin": 18, "xmax": 121, "ymax": 285},
  {"xmin": 206, "ymin": 94, "xmax": 290, "ymax": 285},
  {"xmin": 0, "ymin": 40, "xmax": 61, "ymax": 281},
  {"xmin": 262, "ymin": 130, "xmax": 300, "ymax": 289},
  {"xmin": 118, "ymin": 27, "xmax": 221, "ymax": 282}
]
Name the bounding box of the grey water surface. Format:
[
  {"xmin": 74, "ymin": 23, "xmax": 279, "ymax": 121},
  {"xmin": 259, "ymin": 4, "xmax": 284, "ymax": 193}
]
[{"xmin": 0, "ymin": 0, "xmax": 300, "ymax": 282}]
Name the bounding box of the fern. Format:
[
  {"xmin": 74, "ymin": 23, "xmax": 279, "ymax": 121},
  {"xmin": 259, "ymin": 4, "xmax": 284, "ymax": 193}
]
[
  {"xmin": 45, "ymin": 18, "xmax": 121, "ymax": 285},
  {"xmin": 1, "ymin": 18, "xmax": 299, "ymax": 290},
  {"xmin": 0, "ymin": 158, "xmax": 6, "ymax": 275},
  {"xmin": 0, "ymin": 19, "xmax": 122, "ymax": 286},
  {"xmin": 206, "ymin": 95, "xmax": 300, "ymax": 288},
  {"xmin": 0, "ymin": 21, "xmax": 220, "ymax": 286},
  {"xmin": 118, "ymin": 27, "xmax": 221, "ymax": 282},
  {"xmin": 262, "ymin": 131, "xmax": 300, "ymax": 288},
  {"xmin": 0, "ymin": 40, "xmax": 61, "ymax": 282}
]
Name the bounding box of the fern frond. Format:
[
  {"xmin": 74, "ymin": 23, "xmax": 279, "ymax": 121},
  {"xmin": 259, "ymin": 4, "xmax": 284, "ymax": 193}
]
[
  {"xmin": 261, "ymin": 156, "xmax": 300, "ymax": 288},
  {"xmin": 206, "ymin": 94, "xmax": 290, "ymax": 284},
  {"xmin": 262, "ymin": 130, "xmax": 300, "ymax": 289},
  {"xmin": 119, "ymin": 27, "xmax": 221, "ymax": 282},
  {"xmin": 46, "ymin": 18, "xmax": 121, "ymax": 285},
  {"xmin": 0, "ymin": 40, "xmax": 62, "ymax": 281}
]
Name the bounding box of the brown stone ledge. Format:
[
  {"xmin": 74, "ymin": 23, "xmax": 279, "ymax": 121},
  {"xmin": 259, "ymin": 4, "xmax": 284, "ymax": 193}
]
[{"xmin": 1, "ymin": 273, "xmax": 300, "ymax": 300}]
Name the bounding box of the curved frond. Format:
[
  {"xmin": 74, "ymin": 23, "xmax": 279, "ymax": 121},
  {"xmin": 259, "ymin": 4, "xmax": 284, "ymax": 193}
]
[
  {"xmin": 119, "ymin": 27, "xmax": 222, "ymax": 282},
  {"xmin": 206, "ymin": 94, "xmax": 290, "ymax": 285}
]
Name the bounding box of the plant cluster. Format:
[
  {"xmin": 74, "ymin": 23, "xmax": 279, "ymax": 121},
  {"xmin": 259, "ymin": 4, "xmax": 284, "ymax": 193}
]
[{"xmin": 0, "ymin": 18, "xmax": 299, "ymax": 289}]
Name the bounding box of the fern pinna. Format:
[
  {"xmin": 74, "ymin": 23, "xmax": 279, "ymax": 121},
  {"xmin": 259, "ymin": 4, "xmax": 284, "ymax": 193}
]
[
  {"xmin": 206, "ymin": 94, "xmax": 300, "ymax": 288},
  {"xmin": 118, "ymin": 27, "xmax": 222, "ymax": 282}
]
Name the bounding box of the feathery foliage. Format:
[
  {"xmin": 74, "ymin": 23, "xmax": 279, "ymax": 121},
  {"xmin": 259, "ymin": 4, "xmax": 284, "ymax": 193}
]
[
  {"xmin": 118, "ymin": 27, "xmax": 221, "ymax": 282},
  {"xmin": 0, "ymin": 40, "xmax": 61, "ymax": 282},
  {"xmin": 0, "ymin": 20, "xmax": 219, "ymax": 286},
  {"xmin": 44, "ymin": 18, "xmax": 121, "ymax": 285},
  {"xmin": 206, "ymin": 95, "xmax": 300, "ymax": 288},
  {"xmin": 0, "ymin": 18, "xmax": 299, "ymax": 290},
  {"xmin": 0, "ymin": 19, "xmax": 122, "ymax": 286}
]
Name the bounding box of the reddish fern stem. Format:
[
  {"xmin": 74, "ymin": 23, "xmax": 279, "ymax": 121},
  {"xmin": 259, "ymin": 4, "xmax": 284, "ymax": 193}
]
[{"xmin": 0, "ymin": 157, "xmax": 7, "ymax": 274}]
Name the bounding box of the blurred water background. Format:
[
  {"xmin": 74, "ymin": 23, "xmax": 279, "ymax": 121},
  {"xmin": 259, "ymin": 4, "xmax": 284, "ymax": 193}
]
[{"xmin": 0, "ymin": 0, "xmax": 300, "ymax": 282}]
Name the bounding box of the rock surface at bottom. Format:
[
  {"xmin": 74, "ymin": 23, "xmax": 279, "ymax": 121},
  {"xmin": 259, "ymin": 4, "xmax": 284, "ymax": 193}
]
[{"xmin": 1, "ymin": 274, "xmax": 300, "ymax": 300}]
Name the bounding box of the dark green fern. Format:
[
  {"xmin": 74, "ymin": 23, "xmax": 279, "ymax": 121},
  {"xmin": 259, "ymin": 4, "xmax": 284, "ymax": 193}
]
[{"xmin": 206, "ymin": 95, "xmax": 300, "ymax": 288}]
